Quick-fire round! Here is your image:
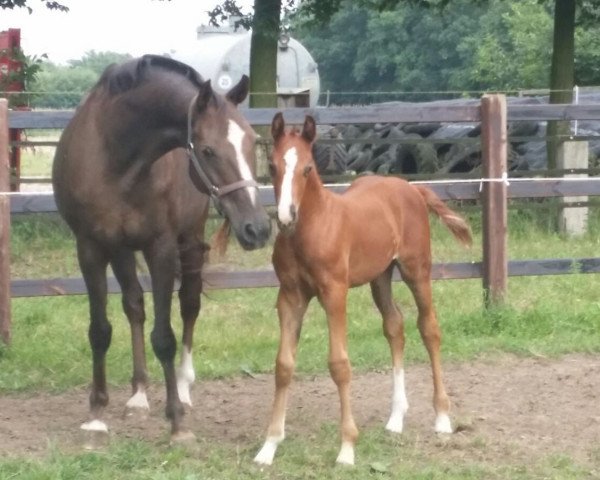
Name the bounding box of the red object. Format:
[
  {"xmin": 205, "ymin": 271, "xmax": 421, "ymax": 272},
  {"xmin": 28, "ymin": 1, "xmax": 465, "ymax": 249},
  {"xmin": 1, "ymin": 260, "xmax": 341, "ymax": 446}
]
[
  {"xmin": 0, "ymin": 28, "xmax": 23, "ymax": 191},
  {"xmin": 0, "ymin": 28, "xmax": 24, "ymax": 93}
]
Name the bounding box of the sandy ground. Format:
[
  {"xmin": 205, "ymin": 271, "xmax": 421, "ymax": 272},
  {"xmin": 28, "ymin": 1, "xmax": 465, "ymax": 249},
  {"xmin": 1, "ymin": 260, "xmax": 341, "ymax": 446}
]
[{"xmin": 1, "ymin": 353, "xmax": 599, "ymax": 469}]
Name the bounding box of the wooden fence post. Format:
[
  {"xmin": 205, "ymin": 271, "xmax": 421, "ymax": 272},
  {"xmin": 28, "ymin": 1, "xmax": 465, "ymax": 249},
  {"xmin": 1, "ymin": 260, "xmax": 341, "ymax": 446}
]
[
  {"xmin": 0, "ymin": 99, "xmax": 11, "ymax": 344},
  {"xmin": 480, "ymin": 94, "xmax": 508, "ymax": 307},
  {"xmin": 558, "ymin": 141, "xmax": 588, "ymax": 236}
]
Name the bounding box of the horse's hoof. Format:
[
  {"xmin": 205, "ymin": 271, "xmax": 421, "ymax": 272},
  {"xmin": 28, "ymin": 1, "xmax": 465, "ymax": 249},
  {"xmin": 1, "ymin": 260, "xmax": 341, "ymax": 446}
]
[{"xmin": 80, "ymin": 420, "xmax": 109, "ymax": 450}]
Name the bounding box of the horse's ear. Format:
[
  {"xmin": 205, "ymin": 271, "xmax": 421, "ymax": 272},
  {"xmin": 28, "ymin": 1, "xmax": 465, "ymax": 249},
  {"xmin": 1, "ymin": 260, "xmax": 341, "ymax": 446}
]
[
  {"xmin": 195, "ymin": 79, "xmax": 214, "ymax": 111},
  {"xmin": 272, "ymin": 112, "xmax": 285, "ymax": 142},
  {"xmin": 226, "ymin": 74, "xmax": 249, "ymax": 105},
  {"xmin": 301, "ymin": 115, "xmax": 317, "ymax": 144}
]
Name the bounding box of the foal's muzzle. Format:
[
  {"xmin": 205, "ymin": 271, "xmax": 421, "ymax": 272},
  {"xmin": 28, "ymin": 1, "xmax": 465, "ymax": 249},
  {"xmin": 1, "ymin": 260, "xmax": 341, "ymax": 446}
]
[{"xmin": 276, "ymin": 204, "xmax": 297, "ymax": 234}]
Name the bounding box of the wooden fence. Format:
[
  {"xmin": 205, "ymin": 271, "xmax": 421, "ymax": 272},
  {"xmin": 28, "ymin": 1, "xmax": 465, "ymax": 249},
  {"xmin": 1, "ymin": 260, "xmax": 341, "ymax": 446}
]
[{"xmin": 2, "ymin": 95, "xmax": 600, "ymax": 344}]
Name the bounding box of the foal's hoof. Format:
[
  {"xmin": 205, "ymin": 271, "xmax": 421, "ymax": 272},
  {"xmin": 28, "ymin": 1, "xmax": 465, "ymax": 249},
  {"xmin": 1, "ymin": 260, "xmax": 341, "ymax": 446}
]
[
  {"xmin": 80, "ymin": 420, "xmax": 109, "ymax": 450},
  {"xmin": 335, "ymin": 442, "xmax": 355, "ymax": 466},
  {"xmin": 170, "ymin": 430, "xmax": 197, "ymax": 445},
  {"xmin": 434, "ymin": 414, "xmax": 453, "ymax": 434}
]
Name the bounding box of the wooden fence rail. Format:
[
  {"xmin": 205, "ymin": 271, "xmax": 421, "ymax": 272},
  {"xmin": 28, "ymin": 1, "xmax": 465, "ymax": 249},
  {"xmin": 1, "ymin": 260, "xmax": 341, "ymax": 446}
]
[{"xmin": 2, "ymin": 97, "xmax": 600, "ymax": 345}]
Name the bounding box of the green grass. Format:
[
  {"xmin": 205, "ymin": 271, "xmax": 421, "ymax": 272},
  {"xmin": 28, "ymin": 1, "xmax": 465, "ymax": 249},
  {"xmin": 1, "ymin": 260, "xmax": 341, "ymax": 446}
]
[
  {"xmin": 19, "ymin": 130, "xmax": 59, "ymax": 179},
  {"xmin": 0, "ymin": 429, "xmax": 594, "ymax": 479},
  {"xmin": 5, "ymin": 208, "xmax": 600, "ymax": 393},
  {"xmin": 4, "ymin": 170, "xmax": 600, "ymax": 478}
]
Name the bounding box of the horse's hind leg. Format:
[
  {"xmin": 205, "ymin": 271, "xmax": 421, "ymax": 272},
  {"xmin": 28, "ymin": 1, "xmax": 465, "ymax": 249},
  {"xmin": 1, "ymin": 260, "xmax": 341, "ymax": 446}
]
[
  {"xmin": 370, "ymin": 265, "xmax": 409, "ymax": 433},
  {"xmin": 76, "ymin": 237, "xmax": 112, "ymax": 440},
  {"xmin": 176, "ymin": 241, "xmax": 207, "ymax": 407},
  {"xmin": 399, "ymin": 259, "xmax": 452, "ymax": 434},
  {"xmin": 110, "ymin": 250, "xmax": 149, "ymax": 418},
  {"xmin": 144, "ymin": 236, "xmax": 193, "ymax": 442},
  {"xmin": 254, "ymin": 286, "xmax": 310, "ymax": 465}
]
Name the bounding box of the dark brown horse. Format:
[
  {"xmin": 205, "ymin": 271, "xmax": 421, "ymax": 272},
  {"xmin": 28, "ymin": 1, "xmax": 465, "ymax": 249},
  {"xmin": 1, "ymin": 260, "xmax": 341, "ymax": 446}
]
[
  {"xmin": 52, "ymin": 55, "xmax": 271, "ymax": 443},
  {"xmin": 254, "ymin": 113, "xmax": 472, "ymax": 465}
]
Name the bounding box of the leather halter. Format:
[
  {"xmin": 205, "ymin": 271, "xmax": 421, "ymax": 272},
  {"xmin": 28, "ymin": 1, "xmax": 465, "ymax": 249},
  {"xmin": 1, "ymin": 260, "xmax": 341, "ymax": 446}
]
[{"xmin": 185, "ymin": 94, "xmax": 258, "ymax": 210}]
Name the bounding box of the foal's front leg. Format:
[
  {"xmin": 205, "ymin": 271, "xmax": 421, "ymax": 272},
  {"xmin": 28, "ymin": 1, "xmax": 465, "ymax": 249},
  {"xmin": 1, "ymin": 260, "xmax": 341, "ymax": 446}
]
[
  {"xmin": 254, "ymin": 286, "xmax": 310, "ymax": 465},
  {"xmin": 319, "ymin": 284, "xmax": 358, "ymax": 465}
]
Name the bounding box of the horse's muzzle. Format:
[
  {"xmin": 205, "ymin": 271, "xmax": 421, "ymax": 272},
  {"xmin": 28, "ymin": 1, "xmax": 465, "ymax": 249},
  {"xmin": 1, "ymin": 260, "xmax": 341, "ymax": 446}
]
[{"xmin": 236, "ymin": 217, "xmax": 272, "ymax": 250}]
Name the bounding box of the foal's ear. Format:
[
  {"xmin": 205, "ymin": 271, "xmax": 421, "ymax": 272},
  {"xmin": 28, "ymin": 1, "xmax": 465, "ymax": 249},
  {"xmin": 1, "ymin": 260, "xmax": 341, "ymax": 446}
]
[
  {"xmin": 271, "ymin": 112, "xmax": 285, "ymax": 142},
  {"xmin": 226, "ymin": 74, "xmax": 249, "ymax": 105},
  {"xmin": 195, "ymin": 79, "xmax": 214, "ymax": 111},
  {"xmin": 301, "ymin": 115, "xmax": 317, "ymax": 144}
]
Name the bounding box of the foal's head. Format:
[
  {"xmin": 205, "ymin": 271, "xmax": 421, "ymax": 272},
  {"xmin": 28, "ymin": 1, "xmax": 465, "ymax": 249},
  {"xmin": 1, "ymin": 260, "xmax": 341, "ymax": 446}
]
[{"xmin": 270, "ymin": 113, "xmax": 317, "ymax": 232}]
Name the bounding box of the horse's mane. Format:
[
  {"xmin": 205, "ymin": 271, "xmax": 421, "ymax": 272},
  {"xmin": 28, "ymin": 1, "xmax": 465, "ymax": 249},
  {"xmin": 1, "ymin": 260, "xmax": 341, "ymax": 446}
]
[{"xmin": 97, "ymin": 54, "xmax": 205, "ymax": 96}]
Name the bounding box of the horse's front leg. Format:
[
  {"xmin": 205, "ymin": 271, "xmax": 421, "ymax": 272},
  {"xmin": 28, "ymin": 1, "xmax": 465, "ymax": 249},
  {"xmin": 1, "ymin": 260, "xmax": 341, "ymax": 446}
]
[
  {"xmin": 176, "ymin": 240, "xmax": 207, "ymax": 407},
  {"xmin": 144, "ymin": 237, "xmax": 194, "ymax": 443},
  {"xmin": 255, "ymin": 285, "xmax": 310, "ymax": 465},
  {"xmin": 319, "ymin": 282, "xmax": 358, "ymax": 465},
  {"xmin": 76, "ymin": 237, "xmax": 112, "ymax": 445}
]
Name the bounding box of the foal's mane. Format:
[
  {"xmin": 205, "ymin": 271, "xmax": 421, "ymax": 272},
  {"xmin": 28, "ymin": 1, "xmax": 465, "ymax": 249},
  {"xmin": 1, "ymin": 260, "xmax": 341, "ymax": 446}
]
[{"xmin": 98, "ymin": 54, "xmax": 205, "ymax": 96}]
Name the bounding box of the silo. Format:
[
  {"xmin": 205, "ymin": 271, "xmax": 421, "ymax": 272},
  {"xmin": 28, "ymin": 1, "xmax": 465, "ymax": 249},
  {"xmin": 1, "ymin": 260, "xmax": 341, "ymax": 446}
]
[{"xmin": 171, "ymin": 20, "xmax": 320, "ymax": 107}]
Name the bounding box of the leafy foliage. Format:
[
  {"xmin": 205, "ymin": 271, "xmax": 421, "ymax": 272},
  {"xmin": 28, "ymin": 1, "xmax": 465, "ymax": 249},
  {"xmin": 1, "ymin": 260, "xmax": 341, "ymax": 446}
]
[
  {"xmin": 0, "ymin": 46, "xmax": 47, "ymax": 107},
  {"xmin": 0, "ymin": 0, "xmax": 68, "ymax": 12},
  {"xmin": 291, "ymin": 0, "xmax": 600, "ymax": 103},
  {"xmin": 31, "ymin": 51, "xmax": 132, "ymax": 108}
]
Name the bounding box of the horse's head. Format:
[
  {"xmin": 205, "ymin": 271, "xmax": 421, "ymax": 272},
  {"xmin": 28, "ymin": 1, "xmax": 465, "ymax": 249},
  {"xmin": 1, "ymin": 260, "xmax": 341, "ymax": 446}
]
[
  {"xmin": 187, "ymin": 76, "xmax": 271, "ymax": 250},
  {"xmin": 269, "ymin": 112, "xmax": 317, "ymax": 233}
]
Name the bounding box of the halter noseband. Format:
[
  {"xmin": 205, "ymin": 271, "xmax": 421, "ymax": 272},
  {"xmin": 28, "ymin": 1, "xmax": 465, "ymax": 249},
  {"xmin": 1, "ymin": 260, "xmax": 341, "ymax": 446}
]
[{"xmin": 185, "ymin": 94, "xmax": 258, "ymax": 209}]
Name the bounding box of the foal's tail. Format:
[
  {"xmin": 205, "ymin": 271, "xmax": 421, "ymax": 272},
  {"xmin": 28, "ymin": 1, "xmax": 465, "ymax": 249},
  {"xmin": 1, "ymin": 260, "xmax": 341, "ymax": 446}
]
[{"xmin": 414, "ymin": 185, "xmax": 473, "ymax": 247}]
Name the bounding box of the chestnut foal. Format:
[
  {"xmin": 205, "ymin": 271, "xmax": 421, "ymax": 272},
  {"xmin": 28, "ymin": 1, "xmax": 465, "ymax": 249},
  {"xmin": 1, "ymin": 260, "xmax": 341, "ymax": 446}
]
[{"xmin": 255, "ymin": 113, "xmax": 472, "ymax": 466}]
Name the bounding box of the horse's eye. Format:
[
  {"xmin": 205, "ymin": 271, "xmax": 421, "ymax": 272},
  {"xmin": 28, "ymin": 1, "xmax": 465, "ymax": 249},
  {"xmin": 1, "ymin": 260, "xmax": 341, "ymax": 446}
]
[
  {"xmin": 303, "ymin": 165, "xmax": 312, "ymax": 177},
  {"xmin": 268, "ymin": 162, "xmax": 277, "ymax": 177},
  {"xmin": 202, "ymin": 146, "xmax": 214, "ymax": 157}
]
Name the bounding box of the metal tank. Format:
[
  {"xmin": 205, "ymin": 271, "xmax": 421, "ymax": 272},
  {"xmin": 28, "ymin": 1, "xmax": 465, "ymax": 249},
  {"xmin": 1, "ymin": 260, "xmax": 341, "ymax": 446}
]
[{"xmin": 170, "ymin": 20, "xmax": 320, "ymax": 107}]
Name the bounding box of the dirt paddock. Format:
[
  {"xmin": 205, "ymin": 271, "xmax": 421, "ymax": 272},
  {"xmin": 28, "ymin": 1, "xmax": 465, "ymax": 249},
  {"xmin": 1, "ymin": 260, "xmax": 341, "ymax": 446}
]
[{"xmin": 1, "ymin": 354, "xmax": 599, "ymax": 468}]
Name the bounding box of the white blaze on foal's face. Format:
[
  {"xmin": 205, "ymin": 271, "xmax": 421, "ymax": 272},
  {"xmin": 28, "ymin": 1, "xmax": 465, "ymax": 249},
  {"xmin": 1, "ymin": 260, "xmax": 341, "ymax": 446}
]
[
  {"xmin": 277, "ymin": 146, "xmax": 299, "ymax": 225},
  {"xmin": 227, "ymin": 119, "xmax": 257, "ymax": 205}
]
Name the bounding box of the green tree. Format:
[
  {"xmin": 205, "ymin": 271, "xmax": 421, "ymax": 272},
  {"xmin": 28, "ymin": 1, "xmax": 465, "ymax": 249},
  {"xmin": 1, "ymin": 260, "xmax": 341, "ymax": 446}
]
[
  {"xmin": 31, "ymin": 61, "xmax": 97, "ymax": 108},
  {"xmin": 68, "ymin": 50, "xmax": 132, "ymax": 77},
  {"xmin": 453, "ymin": 1, "xmax": 553, "ymax": 91},
  {"xmin": 30, "ymin": 51, "xmax": 132, "ymax": 108},
  {"xmin": 0, "ymin": 0, "xmax": 67, "ymax": 12},
  {"xmin": 208, "ymin": 0, "xmax": 293, "ymax": 109},
  {"xmin": 248, "ymin": 0, "xmax": 280, "ymax": 108}
]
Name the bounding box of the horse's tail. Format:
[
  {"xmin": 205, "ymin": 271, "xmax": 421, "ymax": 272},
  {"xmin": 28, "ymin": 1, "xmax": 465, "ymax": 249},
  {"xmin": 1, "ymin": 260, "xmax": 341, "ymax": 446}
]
[
  {"xmin": 414, "ymin": 185, "xmax": 472, "ymax": 247},
  {"xmin": 209, "ymin": 219, "xmax": 231, "ymax": 260}
]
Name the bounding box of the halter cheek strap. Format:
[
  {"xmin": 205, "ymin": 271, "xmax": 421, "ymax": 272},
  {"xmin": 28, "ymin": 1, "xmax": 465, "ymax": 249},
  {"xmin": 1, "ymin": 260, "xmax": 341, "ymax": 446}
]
[{"xmin": 185, "ymin": 94, "xmax": 259, "ymax": 211}]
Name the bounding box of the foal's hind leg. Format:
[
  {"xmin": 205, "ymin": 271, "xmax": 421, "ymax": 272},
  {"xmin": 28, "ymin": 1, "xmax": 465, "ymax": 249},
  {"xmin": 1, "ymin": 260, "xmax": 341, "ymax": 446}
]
[
  {"xmin": 176, "ymin": 241, "xmax": 207, "ymax": 407},
  {"xmin": 110, "ymin": 250, "xmax": 149, "ymax": 418},
  {"xmin": 399, "ymin": 259, "xmax": 452, "ymax": 434},
  {"xmin": 76, "ymin": 237, "xmax": 112, "ymax": 438},
  {"xmin": 370, "ymin": 265, "xmax": 409, "ymax": 433},
  {"xmin": 254, "ymin": 286, "xmax": 310, "ymax": 465}
]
